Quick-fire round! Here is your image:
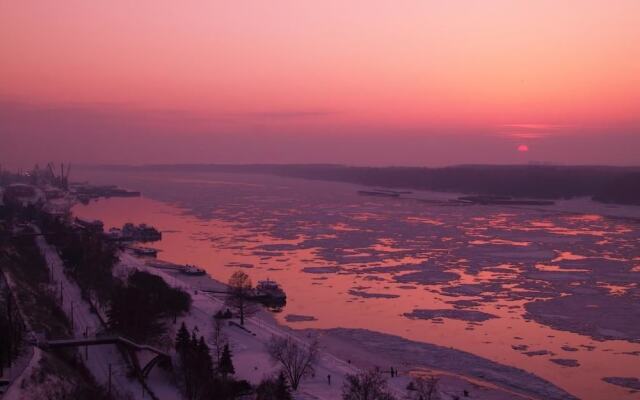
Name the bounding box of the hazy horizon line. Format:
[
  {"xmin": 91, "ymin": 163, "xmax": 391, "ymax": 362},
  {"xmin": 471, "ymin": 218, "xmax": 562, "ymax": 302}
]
[{"xmin": 72, "ymin": 162, "xmax": 640, "ymax": 170}]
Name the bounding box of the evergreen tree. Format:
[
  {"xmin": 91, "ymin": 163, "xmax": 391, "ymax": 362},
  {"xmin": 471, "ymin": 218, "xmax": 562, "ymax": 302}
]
[
  {"xmin": 275, "ymin": 371, "xmax": 293, "ymax": 400},
  {"xmin": 218, "ymin": 344, "xmax": 235, "ymax": 377},
  {"xmin": 175, "ymin": 322, "xmax": 190, "ymax": 355},
  {"xmin": 189, "ymin": 332, "xmax": 199, "ymax": 369},
  {"xmin": 188, "ymin": 335, "xmax": 213, "ymax": 400},
  {"xmin": 197, "ymin": 336, "xmax": 214, "ymax": 378},
  {"xmin": 256, "ymin": 372, "xmax": 292, "ymax": 400},
  {"xmin": 177, "ymin": 328, "xmax": 200, "ymax": 400},
  {"xmin": 191, "ymin": 331, "xmax": 199, "ymax": 350}
]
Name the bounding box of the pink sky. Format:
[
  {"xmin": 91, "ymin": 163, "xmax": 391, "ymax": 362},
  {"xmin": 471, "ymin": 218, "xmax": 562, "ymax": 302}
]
[{"xmin": 1, "ymin": 1, "xmax": 639, "ymax": 168}]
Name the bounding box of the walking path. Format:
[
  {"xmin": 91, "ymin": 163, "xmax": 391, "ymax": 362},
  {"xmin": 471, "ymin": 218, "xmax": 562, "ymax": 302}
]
[
  {"xmin": 0, "ymin": 270, "xmax": 39, "ymax": 400},
  {"xmin": 123, "ymin": 251, "xmax": 578, "ymax": 400},
  {"xmin": 122, "ymin": 252, "xmax": 421, "ymax": 400},
  {"xmin": 32, "ymin": 230, "xmax": 158, "ymax": 399}
]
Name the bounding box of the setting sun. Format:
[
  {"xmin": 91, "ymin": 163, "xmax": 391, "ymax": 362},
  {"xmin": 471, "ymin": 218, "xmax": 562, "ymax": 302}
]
[{"xmin": 0, "ymin": 3, "xmax": 639, "ymax": 400}]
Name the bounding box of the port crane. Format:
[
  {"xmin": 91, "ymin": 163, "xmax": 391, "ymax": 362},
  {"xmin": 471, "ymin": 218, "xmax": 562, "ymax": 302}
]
[{"xmin": 45, "ymin": 162, "xmax": 71, "ymax": 189}]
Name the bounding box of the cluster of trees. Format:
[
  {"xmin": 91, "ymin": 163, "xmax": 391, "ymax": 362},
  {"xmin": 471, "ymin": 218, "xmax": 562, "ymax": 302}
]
[
  {"xmin": 0, "ymin": 225, "xmax": 106, "ymax": 394},
  {"xmin": 39, "ymin": 212, "xmax": 118, "ymax": 305},
  {"xmin": 0, "ymin": 282, "xmax": 24, "ymax": 377},
  {"xmin": 108, "ymin": 270, "xmax": 191, "ymax": 341},
  {"xmin": 116, "ymin": 163, "xmax": 640, "ymax": 205},
  {"xmin": 176, "ymin": 323, "xmax": 215, "ymax": 399},
  {"xmin": 175, "ymin": 322, "xmax": 251, "ymax": 400},
  {"xmin": 592, "ymin": 173, "xmax": 640, "ymax": 205},
  {"xmin": 36, "ymin": 212, "xmax": 192, "ymax": 344},
  {"xmin": 0, "ymin": 233, "xmax": 71, "ymax": 341},
  {"xmin": 270, "ymin": 164, "xmax": 640, "ymax": 204},
  {"xmin": 342, "ymin": 370, "xmax": 441, "ymax": 400},
  {"xmin": 342, "ymin": 369, "xmax": 395, "ymax": 400},
  {"xmin": 404, "ymin": 375, "xmax": 441, "ymax": 400},
  {"xmin": 214, "ymin": 308, "xmax": 233, "ymax": 319},
  {"xmin": 255, "ymin": 372, "xmax": 292, "ymax": 400},
  {"xmin": 173, "ymin": 318, "xmax": 307, "ymax": 400}
]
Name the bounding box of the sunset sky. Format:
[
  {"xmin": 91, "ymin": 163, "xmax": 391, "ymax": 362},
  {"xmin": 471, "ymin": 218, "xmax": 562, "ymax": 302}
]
[{"xmin": 1, "ymin": 1, "xmax": 639, "ymax": 168}]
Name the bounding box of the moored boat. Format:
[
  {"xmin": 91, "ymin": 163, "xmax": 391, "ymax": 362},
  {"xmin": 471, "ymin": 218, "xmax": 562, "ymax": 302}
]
[
  {"xmin": 131, "ymin": 247, "xmax": 158, "ymax": 257},
  {"xmin": 181, "ymin": 264, "xmax": 206, "ymax": 276},
  {"xmin": 357, "ymin": 190, "xmax": 400, "ymax": 198},
  {"xmin": 254, "ymin": 279, "xmax": 286, "ymax": 301}
]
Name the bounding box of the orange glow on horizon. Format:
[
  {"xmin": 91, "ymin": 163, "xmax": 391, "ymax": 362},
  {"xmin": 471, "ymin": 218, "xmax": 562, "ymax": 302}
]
[{"xmin": 1, "ymin": 1, "xmax": 639, "ymax": 167}]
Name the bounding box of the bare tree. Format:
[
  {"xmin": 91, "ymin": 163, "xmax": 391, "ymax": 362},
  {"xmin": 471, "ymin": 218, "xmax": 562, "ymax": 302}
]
[
  {"xmin": 225, "ymin": 270, "xmax": 258, "ymax": 325},
  {"xmin": 211, "ymin": 316, "xmax": 227, "ymax": 363},
  {"xmin": 266, "ymin": 335, "xmax": 319, "ymax": 391},
  {"xmin": 343, "ymin": 369, "xmax": 396, "ymax": 400},
  {"xmin": 405, "ymin": 375, "xmax": 439, "ymax": 400}
]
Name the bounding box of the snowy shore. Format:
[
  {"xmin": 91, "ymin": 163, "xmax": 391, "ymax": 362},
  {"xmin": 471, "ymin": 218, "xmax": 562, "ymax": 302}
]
[{"xmin": 121, "ymin": 252, "xmax": 577, "ymax": 400}]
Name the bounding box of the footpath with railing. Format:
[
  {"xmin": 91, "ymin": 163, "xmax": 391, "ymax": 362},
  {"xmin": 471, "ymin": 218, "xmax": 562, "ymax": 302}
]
[
  {"xmin": 0, "ymin": 268, "xmax": 40, "ymax": 400},
  {"xmin": 33, "ymin": 226, "xmax": 152, "ymax": 399}
]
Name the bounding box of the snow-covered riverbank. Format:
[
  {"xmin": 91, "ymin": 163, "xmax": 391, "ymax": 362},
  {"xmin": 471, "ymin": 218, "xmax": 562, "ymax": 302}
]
[
  {"xmin": 71, "ymin": 169, "xmax": 640, "ymax": 400},
  {"xmin": 120, "ymin": 251, "xmax": 576, "ymax": 400},
  {"xmin": 0, "ymin": 271, "xmax": 39, "ymax": 400},
  {"xmin": 32, "ymin": 231, "xmax": 149, "ymax": 399}
]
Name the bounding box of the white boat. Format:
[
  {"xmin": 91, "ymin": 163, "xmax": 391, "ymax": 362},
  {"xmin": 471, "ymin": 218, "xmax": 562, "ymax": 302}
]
[
  {"xmin": 181, "ymin": 265, "xmax": 206, "ymax": 276},
  {"xmin": 255, "ymin": 279, "xmax": 286, "ymax": 300}
]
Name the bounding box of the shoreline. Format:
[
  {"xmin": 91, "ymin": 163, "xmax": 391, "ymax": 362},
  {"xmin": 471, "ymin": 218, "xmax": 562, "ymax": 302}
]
[
  {"xmin": 68, "ymin": 172, "xmax": 640, "ymax": 400},
  {"xmin": 124, "ymin": 251, "xmax": 577, "ymax": 400}
]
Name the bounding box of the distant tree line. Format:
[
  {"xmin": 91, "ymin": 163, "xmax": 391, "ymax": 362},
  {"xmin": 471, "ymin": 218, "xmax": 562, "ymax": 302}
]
[
  {"xmin": 94, "ymin": 164, "xmax": 640, "ymax": 205},
  {"xmin": 268, "ymin": 164, "xmax": 640, "ymax": 204}
]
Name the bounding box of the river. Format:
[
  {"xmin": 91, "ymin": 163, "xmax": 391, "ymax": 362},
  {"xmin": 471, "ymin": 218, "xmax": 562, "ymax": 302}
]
[{"xmin": 72, "ymin": 168, "xmax": 640, "ymax": 399}]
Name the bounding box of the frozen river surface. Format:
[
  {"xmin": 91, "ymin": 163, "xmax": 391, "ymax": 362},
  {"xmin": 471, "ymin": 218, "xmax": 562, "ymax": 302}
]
[{"xmin": 73, "ymin": 169, "xmax": 640, "ymax": 400}]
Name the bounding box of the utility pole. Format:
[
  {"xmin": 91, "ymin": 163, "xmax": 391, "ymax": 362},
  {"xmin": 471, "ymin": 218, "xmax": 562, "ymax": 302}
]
[
  {"xmin": 70, "ymin": 301, "xmax": 74, "ymax": 331},
  {"xmin": 108, "ymin": 363, "xmax": 112, "ymax": 396},
  {"xmin": 6, "ymin": 291, "xmax": 12, "ymax": 369},
  {"xmin": 84, "ymin": 326, "xmax": 88, "ymax": 360}
]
